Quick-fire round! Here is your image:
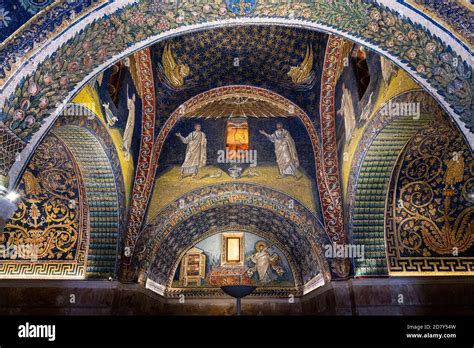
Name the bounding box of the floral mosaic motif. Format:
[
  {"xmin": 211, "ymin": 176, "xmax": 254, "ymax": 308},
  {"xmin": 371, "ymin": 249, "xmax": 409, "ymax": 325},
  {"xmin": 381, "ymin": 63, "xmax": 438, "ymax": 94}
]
[
  {"xmin": 0, "ymin": 0, "xmax": 102, "ymax": 74},
  {"xmin": 226, "ymin": 0, "xmax": 257, "ymax": 16},
  {"xmin": 19, "ymin": 0, "xmax": 54, "ymax": 15},
  {"xmin": 0, "ymin": 0, "xmax": 472, "ymax": 174},
  {"xmin": 361, "ymin": 5, "xmax": 472, "ymax": 132},
  {"xmin": 2, "ymin": 17, "xmax": 129, "ymax": 140},
  {"xmin": 1, "ymin": 135, "xmax": 85, "ymax": 262},
  {"xmin": 385, "ymin": 120, "xmax": 474, "ymax": 274},
  {"xmin": 0, "ymin": 7, "xmax": 12, "ymax": 28}
]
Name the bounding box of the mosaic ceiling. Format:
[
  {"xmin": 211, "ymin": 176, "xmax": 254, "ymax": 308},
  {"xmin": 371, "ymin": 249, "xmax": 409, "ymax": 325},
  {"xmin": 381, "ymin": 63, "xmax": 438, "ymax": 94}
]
[
  {"xmin": 0, "ymin": 0, "xmax": 472, "ymax": 290},
  {"xmin": 0, "ymin": 0, "xmax": 54, "ymax": 43},
  {"xmin": 150, "ymin": 26, "xmax": 327, "ymax": 133},
  {"xmin": 0, "ymin": 1, "xmax": 100, "ymax": 43},
  {"xmin": 1, "ymin": 1, "xmax": 471, "ymax": 55},
  {"xmin": 1, "ymin": 0, "xmax": 473, "ymax": 188}
]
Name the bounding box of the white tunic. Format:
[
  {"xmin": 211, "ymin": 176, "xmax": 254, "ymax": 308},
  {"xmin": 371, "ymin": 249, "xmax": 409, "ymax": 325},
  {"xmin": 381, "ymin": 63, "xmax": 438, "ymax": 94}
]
[
  {"xmin": 179, "ymin": 131, "xmax": 207, "ymax": 176},
  {"xmin": 266, "ymin": 129, "xmax": 300, "ymax": 176}
]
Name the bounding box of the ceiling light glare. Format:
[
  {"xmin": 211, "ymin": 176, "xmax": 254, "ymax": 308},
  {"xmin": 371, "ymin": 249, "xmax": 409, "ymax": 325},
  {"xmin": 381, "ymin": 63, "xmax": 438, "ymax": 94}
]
[{"xmin": 5, "ymin": 191, "xmax": 20, "ymax": 202}]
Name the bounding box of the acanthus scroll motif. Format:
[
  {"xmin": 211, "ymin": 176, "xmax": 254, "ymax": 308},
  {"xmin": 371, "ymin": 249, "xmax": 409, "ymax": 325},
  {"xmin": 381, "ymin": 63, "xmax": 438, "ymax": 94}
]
[{"xmin": 395, "ymin": 126, "xmax": 474, "ymax": 257}]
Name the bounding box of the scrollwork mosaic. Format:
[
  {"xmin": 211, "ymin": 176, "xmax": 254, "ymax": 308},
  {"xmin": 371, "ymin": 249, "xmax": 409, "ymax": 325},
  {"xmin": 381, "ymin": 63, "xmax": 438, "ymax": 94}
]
[
  {"xmin": 386, "ymin": 122, "xmax": 474, "ymax": 274},
  {"xmin": 122, "ymin": 48, "xmax": 155, "ymax": 267},
  {"xmin": 0, "ymin": 134, "xmax": 88, "ymax": 278}
]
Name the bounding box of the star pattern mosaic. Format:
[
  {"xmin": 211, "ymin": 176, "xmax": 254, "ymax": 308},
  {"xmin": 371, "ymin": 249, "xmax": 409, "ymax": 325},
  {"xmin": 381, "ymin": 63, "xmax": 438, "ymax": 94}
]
[{"xmin": 151, "ymin": 26, "xmax": 327, "ymax": 133}]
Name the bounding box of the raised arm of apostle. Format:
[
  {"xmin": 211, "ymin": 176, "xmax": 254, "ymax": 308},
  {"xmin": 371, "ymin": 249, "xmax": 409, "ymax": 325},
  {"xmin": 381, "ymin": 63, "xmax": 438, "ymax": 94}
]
[
  {"xmin": 175, "ymin": 132, "xmax": 186, "ymax": 143},
  {"xmin": 259, "ymin": 129, "xmax": 274, "ymax": 142}
]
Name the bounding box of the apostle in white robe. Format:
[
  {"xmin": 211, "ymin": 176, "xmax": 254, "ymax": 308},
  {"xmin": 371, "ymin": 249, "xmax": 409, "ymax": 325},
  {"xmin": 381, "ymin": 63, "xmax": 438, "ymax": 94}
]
[
  {"xmin": 338, "ymin": 84, "xmax": 356, "ymax": 143},
  {"xmin": 176, "ymin": 123, "xmax": 207, "ymax": 179},
  {"xmin": 121, "ymin": 91, "xmax": 136, "ymax": 160},
  {"xmin": 260, "ymin": 123, "xmax": 300, "ymax": 177}
]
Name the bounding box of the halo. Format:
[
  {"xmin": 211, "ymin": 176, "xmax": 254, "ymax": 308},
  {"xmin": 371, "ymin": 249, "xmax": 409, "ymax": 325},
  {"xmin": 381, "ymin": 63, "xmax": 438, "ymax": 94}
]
[{"xmin": 255, "ymin": 241, "xmax": 267, "ymax": 251}]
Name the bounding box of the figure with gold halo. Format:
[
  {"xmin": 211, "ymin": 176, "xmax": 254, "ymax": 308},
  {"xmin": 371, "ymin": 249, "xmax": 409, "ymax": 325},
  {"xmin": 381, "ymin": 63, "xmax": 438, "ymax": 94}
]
[
  {"xmin": 247, "ymin": 241, "xmax": 284, "ymax": 284},
  {"xmin": 176, "ymin": 123, "xmax": 207, "ymax": 179}
]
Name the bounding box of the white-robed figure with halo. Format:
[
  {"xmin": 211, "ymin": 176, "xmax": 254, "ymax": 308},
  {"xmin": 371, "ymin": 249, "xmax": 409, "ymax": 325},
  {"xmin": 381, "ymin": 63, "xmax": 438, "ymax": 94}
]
[
  {"xmin": 175, "ymin": 123, "xmax": 207, "ymax": 179},
  {"xmin": 259, "ymin": 122, "xmax": 300, "ymax": 178},
  {"xmin": 247, "ymin": 241, "xmax": 284, "ymax": 284}
]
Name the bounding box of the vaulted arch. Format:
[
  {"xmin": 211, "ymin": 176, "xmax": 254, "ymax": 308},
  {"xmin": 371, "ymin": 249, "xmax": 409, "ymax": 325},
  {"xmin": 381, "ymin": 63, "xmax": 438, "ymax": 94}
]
[
  {"xmin": 123, "ymin": 85, "xmax": 342, "ymax": 270},
  {"xmin": 132, "ymin": 183, "xmax": 332, "ymax": 296},
  {"xmin": 1, "ymin": 0, "xmax": 472, "ymax": 191}
]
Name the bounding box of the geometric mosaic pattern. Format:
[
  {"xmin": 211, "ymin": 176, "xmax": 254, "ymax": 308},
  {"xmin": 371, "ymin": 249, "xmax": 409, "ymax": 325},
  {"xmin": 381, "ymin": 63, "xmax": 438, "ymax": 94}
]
[
  {"xmin": 54, "ymin": 108, "xmax": 127, "ymax": 269},
  {"xmin": 53, "ymin": 126, "xmax": 119, "ymax": 279}
]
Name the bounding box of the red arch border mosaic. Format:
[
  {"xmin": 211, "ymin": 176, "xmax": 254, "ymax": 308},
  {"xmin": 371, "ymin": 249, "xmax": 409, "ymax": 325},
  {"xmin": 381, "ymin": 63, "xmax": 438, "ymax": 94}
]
[
  {"xmin": 318, "ymin": 35, "xmax": 345, "ymax": 244},
  {"xmin": 122, "ymin": 48, "xmax": 156, "ymax": 267}
]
